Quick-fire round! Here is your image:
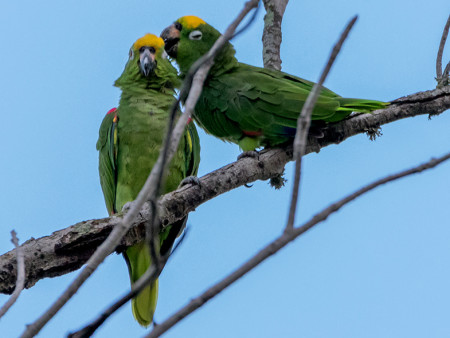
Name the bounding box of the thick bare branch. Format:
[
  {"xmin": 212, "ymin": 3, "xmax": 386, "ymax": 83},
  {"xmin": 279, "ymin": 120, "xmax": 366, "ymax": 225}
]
[
  {"xmin": 262, "ymin": 0, "xmax": 289, "ymax": 70},
  {"xmin": 145, "ymin": 151, "xmax": 450, "ymax": 338},
  {"xmin": 0, "ymin": 231, "xmax": 25, "ymax": 318},
  {"xmin": 286, "ymin": 16, "xmax": 357, "ymax": 232},
  {"xmin": 0, "ymin": 87, "xmax": 449, "ymax": 295}
]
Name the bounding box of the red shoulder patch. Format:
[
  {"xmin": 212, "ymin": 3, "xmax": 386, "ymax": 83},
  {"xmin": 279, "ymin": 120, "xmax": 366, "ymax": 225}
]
[
  {"xmin": 106, "ymin": 107, "xmax": 117, "ymax": 115},
  {"xmin": 242, "ymin": 130, "xmax": 262, "ymax": 136}
]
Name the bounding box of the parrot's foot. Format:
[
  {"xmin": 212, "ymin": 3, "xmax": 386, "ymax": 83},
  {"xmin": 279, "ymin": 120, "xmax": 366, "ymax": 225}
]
[
  {"xmin": 309, "ymin": 125, "xmax": 325, "ymax": 139},
  {"xmin": 326, "ymin": 128, "xmax": 346, "ymax": 143},
  {"xmin": 121, "ymin": 201, "xmax": 135, "ymax": 214},
  {"xmin": 179, "ymin": 176, "xmax": 201, "ymax": 188},
  {"xmin": 244, "ymin": 183, "xmax": 254, "ymax": 188},
  {"xmin": 269, "ymin": 172, "xmax": 287, "ymax": 190},
  {"xmin": 237, "ymin": 150, "xmax": 259, "ymax": 161},
  {"xmin": 364, "ymin": 126, "xmax": 382, "ymax": 141}
]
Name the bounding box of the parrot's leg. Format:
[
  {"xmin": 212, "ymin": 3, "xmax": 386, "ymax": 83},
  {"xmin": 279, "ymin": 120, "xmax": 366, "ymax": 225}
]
[
  {"xmin": 238, "ymin": 136, "xmax": 260, "ymax": 152},
  {"xmin": 237, "ymin": 150, "xmax": 260, "ymax": 161},
  {"xmin": 178, "ymin": 176, "xmax": 201, "ymax": 188},
  {"xmin": 309, "ymin": 125, "xmax": 325, "ymax": 138}
]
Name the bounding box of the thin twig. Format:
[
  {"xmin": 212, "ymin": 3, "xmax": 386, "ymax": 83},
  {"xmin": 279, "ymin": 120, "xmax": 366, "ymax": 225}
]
[
  {"xmin": 436, "ymin": 15, "xmax": 450, "ymax": 87},
  {"xmin": 145, "ymin": 151, "xmax": 450, "ymax": 338},
  {"xmin": 443, "ymin": 62, "xmax": 450, "ymax": 85},
  {"xmin": 436, "ymin": 15, "xmax": 450, "ymax": 78},
  {"xmin": 285, "ymin": 16, "xmax": 358, "ymax": 232},
  {"xmin": 233, "ymin": 1, "xmax": 261, "ymax": 38},
  {"xmin": 0, "ymin": 231, "xmax": 25, "ymax": 319}
]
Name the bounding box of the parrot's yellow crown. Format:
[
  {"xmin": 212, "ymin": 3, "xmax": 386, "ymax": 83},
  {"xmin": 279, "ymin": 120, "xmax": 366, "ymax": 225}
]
[
  {"xmin": 178, "ymin": 16, "xmax": 206, "ymax": 29},
  {"xmin": 134, "ymin": 34, "xmax": 164, "ymax": 51}
]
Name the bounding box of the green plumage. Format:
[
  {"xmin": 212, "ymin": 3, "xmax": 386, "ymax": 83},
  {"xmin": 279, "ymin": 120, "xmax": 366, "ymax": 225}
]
[
  {"xmin": 97, "ymin": 34, "xmax": 200, "ymax": 326},
  {"xmin": 162, "ymin": 16, "xmax": 388, "ymax": 151}
]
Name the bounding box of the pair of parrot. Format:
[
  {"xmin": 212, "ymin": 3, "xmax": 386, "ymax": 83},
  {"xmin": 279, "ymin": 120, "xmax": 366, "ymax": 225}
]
[{"xmin": 97, "ymin": 16, "xmax": 387, "ymax": 326}]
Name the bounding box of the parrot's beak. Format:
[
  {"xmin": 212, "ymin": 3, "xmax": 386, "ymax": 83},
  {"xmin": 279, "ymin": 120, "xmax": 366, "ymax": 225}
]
[
  {"xmin": 139, "ymin": 48, "xmax": 156, "ymax": 77},
  {"xmin": 161, "ymin": 24, "xmax": 180, "ymax": 58}
]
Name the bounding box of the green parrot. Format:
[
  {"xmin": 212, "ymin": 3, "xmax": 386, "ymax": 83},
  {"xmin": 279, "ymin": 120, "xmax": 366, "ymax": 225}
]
[
  {"xmin": 161, "ymin": 16, "xmax": 388, "ymax": 151},
  {"xmin": 96, "ymin": 33, "xmax": 200, "ymax": 326}
]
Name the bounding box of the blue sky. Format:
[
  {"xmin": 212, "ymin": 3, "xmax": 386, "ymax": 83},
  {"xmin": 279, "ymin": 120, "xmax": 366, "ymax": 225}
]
[{"xmin": 1, "ymin": 0, "xmax": 450, "ymax": 337}]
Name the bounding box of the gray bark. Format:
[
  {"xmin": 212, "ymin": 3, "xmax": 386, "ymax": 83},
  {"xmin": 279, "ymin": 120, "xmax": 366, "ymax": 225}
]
[{"xmin": 262, "ymin": 0, "xmax": 289, "ymax": 70}]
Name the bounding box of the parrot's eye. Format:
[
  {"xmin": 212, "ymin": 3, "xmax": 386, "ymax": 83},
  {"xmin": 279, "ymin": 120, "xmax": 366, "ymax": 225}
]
[
  {"xmin": 139, "ymin": 46, "xmax": 156, "ymax": 54},
  {"xmin": 129, "ymin": 48, "xmax": 134, "ymax": 60},
  {"xmin": 174, "ymin": 22, "xmax": 182, "ymax": 31},
  {"xmin": 189, "ymin": 30, "xmax": 203, "ymax": 40}
]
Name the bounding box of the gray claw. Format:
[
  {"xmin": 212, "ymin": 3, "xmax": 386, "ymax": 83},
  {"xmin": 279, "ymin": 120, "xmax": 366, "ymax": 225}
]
[
  {"xmin": 237, "ymin": 150, "xmax": 259, "ymax": 160},
  {"xmin": 121, "ymin": 201, "xmax": 135, "ymax": 214},
  {"xmin": 179, "ymin": 176, "xmax": 201, "ymax": 188}
]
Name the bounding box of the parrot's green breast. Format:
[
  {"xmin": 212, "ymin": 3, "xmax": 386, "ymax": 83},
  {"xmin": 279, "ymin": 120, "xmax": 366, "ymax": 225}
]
[{"xmin": 114, "ymin": 95, "xmax": 185, "ymax": 211}]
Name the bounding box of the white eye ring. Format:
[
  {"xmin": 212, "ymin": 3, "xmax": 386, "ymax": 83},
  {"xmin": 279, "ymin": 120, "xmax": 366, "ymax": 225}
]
[
  {"xmin": 189, "ymin": 30, "xmax": 203, "ymax": 40},
  {"xmin": 129, "ymin": 48, "xmax": 134, "ymax": 60}
]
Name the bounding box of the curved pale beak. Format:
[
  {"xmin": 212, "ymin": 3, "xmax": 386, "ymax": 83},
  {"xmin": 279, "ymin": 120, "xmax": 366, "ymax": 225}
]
[
  {"xmin": 161, "ymin": 24, "xmax": 180, "ymax": 58},
  {"xmin": 139, "ymin": 48, "xmax": 156, "ymax": 77}
]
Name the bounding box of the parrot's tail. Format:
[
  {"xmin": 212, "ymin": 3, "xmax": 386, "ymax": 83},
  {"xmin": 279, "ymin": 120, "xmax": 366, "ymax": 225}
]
[
  {"xmin": 124, "ymin": 217, "xmax": 187, "ymax": 327},
  {"xmin": 124, "ymin": 242, "xmax": 158, "ymax": 327},
  {"xmin": 338, "ymin": 98, "xmax": 389, "ymax": 114}
]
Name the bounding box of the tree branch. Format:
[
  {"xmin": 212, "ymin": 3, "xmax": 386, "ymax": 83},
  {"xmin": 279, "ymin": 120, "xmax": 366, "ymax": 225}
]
[
  {"xmin": 0, "ymin": 231, "xmax": 25, "ymax": 318},
  {"xmin": 144, "ymin": 151, "xmax": 450, "ymax": 338},
  {"xmin": 0, "ymin": 87, "xmax": 449, "ymax": 295},
  {"xmin": 262, "ymin": 0, "xmax": 289, "ymax": 70}
]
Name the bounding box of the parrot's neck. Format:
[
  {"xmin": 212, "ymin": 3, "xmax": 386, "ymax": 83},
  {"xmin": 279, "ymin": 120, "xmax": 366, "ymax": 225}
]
[
  {"xmin": 209, "ymin": 42, "xmax": 239, "ymax": 75},
  {"xmin": 180, "ymin": 41, "xmax": 239, "ymax": 77},
  {"xmin": 119, "ymin": 87, "xmax": 176, "ymax": 112},
  {"xmin": 115, "ymin": 64, "xmax": 179, "ymax": 94}
]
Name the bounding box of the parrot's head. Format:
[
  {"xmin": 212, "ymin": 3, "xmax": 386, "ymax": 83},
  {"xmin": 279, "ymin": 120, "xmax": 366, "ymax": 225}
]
[
  {"xmin": 161, "ymin": 16, "xmax": 225, "ymax": 74},
  {"xmin": 115, "ymin": 33, "xmax": 179, "ymax": 90}
]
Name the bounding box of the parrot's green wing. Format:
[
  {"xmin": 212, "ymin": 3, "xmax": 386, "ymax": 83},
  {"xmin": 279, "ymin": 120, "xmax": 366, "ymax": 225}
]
[
  {"xmin": 195, "ymin": 62, "xmax": 386, "ymax": 147},
  {"xmin": 97, "ymin": 108, "xmax": 119, "ymax": 215},
  {"xmin": 185, "ymin": 119, "xmax": 201, "ymax": 177}
]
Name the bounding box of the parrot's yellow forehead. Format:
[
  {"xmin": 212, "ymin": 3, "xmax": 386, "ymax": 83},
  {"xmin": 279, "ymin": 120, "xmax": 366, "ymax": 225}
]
[
  {"xmin": 178, "ymin": 16, "xmax": 206, "ymax": 29},
  {"xmin": 133, "ymin": 34, "xmax": 164, "ymax": 51}
]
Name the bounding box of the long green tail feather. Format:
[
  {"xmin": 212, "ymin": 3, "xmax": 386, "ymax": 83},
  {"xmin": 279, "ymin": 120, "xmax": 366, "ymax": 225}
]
[
  {"xmin": 125, "ymin": 242, "xmax": 158, "ymax": 327},
  {"xmin": 339, "ymin": 98, "xmax": 389, "ymax": 113}
]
